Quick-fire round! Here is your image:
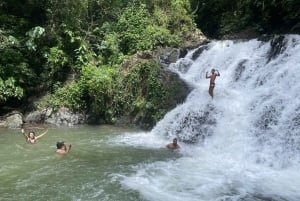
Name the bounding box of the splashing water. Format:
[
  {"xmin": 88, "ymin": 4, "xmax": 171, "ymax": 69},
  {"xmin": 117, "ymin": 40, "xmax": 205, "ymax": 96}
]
[{"xmin": 117, "ymin": 35, "xmax": 300, "ymax": 201}]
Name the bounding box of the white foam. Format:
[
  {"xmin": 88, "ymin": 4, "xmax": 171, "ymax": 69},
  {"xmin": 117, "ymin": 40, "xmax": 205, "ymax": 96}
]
[
  {"xmin": 118, "ymin": 35, "xmax": 300, "ymax": 200},
  {"xmin": 109, "ymin": 131, "xmax": 167, "ymax": 149}
]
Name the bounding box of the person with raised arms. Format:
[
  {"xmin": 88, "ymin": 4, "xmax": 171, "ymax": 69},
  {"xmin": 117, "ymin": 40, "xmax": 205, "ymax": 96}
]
[
  {"xmin": 21, "ymin": 128, "xmax": 48, "ymax": 144},
  {"xmin": 206, "ymin": 68, "xmax": 220, "ymax": 98}
]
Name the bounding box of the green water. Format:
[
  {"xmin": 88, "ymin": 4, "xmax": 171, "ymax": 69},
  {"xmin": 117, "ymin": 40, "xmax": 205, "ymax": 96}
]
[{"xmin": 0, "ymin": 125, "xmax": 175, "ymax": 201}]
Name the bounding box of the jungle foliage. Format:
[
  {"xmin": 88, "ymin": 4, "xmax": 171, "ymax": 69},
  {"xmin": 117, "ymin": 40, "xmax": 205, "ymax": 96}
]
[
  {"xmin": 1, "ymin": 0, "xmax": 298, "ymax": 127},
  {"xmin": 0, "ymin": 0, "xmax": 194, "ymax": 127},
  {"xmin": 190, "ymin": 0, "xmax": 300, "ymax": 38}
]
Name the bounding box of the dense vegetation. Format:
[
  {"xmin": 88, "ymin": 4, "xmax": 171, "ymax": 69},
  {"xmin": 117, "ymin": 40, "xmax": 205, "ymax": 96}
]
[
  {"xmin": 1, "ymin": 0, "xmax": 299, "ymax": 127},
  {"xmin": 0, "ymin": 0, "xmax": 196, "ymax": 128},
  {"xmin": 190, "ymin": 0, "xmax": 300, "ymax": 38}
]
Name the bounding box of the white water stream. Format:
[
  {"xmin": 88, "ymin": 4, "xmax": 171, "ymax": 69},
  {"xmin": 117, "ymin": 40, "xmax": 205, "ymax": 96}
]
[{"xmin": 115, "ymin": 35, "xmax": 300, "ymax": 201}]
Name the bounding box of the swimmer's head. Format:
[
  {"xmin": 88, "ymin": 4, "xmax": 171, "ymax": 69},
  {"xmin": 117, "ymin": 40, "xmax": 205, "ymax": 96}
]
[
  {"xmin": 28, "ymin": 132, "xmax": 35, "ymax": 139},
  {"xmin": 56, "ymin": 141, "xmax": 65, "ymax": 149},
  {"xmin": 211, "ymin": 69, "xmax": 215, "ymax": 73}
]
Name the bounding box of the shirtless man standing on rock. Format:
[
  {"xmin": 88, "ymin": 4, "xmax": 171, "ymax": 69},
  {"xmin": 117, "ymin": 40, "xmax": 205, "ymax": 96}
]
[{"xmin": 206, "ymin": 68, "xmax": 220, "ymax": 98}]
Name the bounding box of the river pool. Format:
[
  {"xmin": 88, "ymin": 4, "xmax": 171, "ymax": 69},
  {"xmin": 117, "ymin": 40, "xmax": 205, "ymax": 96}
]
[{"xmin": 0, "ymin": 126, "xmax": 177, "ymax": 201}]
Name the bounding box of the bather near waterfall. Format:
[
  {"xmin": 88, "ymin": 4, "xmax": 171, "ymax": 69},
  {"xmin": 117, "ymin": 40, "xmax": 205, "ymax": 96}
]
[
  {"xmin": 118, "ymin": 35, "xmax": 300, "ymax": 201},
  {"xmin": 206, "ymin": 68, "xmax": 220, "ymax": 98},
  {"xmin": 166, "ymin": 138, "xmax": 180, "ymax": 150}
]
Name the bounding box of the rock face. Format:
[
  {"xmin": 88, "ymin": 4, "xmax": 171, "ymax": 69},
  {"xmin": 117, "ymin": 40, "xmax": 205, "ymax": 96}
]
[
  {"xmin": 159, "ymin": 62, "xmax": 192, "ymax": 108},
  {"xmin": 175, "ymin": 104, "xmax": 218, "ymax": 143},
  {"xmin": 116, "ymin": 46, "xmax": 200, "ymax": 130},
  {"xmin": 45, "ymin": 107, "xmax": 85, "ymax": 126},
  {"xmin": 25, "ymin": 107, "xmax": 85, "ymax": 127},
  {"xmin": 25, "ymin": 110, "xmax": 46, "ymax": 123},
  {"xmin": 182, "ymin": 28, "xmax": 209, "ymax": 49},
  {"xmin": 0, "ymin": 107, "xmax": 86, "ymax": 128},
  {"xmin": 0, "ymin": 112, "xmax": 23, "ymax": 128}
]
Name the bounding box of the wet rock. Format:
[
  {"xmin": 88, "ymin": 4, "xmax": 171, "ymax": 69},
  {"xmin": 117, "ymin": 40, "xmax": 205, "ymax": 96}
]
[
  {"xmin": 169, "ymin": 57, "xmax": 194, "ymax": 74},
  {"xmin": 160, "ymin": 67, "xmax": 191, "ymax": 106},
  {"xmin": 234, "ymin": 59, "xmax": 248, "ymax": 81},
  {"xmin": 255, "ymin": 105, "xmax": 279, "ymax": 131},
  {"xmin": 25, "ymin": 110, "xmax": 46, "ymax": 123},
  {"xmin": 22, "ymin": 107, "xmax": 85, "ymax": 127},
  {"xmin": 267, "ymin": 35, "xmax": 287, "ymax": 62},
  {"xmin": 179, "ymin": 48, "xmax": 189, "ymax": 59},
  {"xmin": 191, "ymin": 44, "xmax": 209, "ymax": 60},
  {"xmin": 292, "ymin": 111, "xmax": 300, "ymax": 128},
  {"xmin": 45, "ymin": 107, "xmax": 85, "ymax": 126},
  {"xmin": 253, "ymin": 194, "xmax": 289, "ymax": 201},
  {"xmin": 181, "ymin": 28, "xmax": 208, "ymax": 49},
  {"xmin": 0, "ymin": 111, "xmax": 23, "ymax": 128},
  {"xmin": 175, "ymin": 104, "xmax": 218, "ymax": 143},
  {"xmin": 159, "ymin": 49, "xmax": 181, "ymax": 68},
  {"xmin": 160, "ymin": 40, "xmax": 209, "ymax": 68}
]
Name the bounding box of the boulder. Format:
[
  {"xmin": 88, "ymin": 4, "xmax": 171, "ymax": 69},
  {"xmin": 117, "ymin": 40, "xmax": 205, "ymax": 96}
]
[
  {"xmin": 44, "ymin": 107, "xmax": 85, "ymax": 126},
  {"xmin": 0, "ymin": 112, "xmax": 23, "ymax": 128},
  {"xmin": 22, "ymin": 107, "xmax": 85, "ymax": 127},
  {"xmin": 25, "ymin": 110, "xmax": 46, "ymax": 123}
]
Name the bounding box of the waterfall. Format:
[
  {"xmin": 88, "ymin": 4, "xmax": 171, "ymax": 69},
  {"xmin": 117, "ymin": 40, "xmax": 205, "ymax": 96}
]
[{"xmin": 119, "ymin": 35, "xmax": 300, "ymax": 201}]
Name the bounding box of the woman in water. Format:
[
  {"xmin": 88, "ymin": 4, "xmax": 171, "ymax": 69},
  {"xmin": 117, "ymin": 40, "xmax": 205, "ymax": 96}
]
[{"xmin": 21, "ymin": 128, "xmax": 48, "ymax": 144}]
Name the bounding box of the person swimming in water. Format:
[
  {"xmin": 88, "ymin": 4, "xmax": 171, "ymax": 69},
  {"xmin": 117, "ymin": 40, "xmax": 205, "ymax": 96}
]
[
  {"xmin": 166, "ymin": 138, "xmax": 180, "ymax": 150},
  {"xmin": 206, "ymin": 68, "xmax": 220, "ymax": 98},
  {"xmin": 56, "ymin": 141, "xmax": 72, "ymax": 154},
  {"xmin": 21, "ymin": 128, "xmax": 48, "ymax": 144}
]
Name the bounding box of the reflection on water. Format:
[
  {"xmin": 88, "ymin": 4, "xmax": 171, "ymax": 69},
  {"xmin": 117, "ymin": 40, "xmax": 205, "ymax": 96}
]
[{"xmin": 0, "ymin": 126, "xmax": 176, "ymax": 201}]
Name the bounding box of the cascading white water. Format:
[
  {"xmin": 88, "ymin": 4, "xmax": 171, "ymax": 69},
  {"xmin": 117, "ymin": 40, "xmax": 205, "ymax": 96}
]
[{"xmin": 117, "ymin": 35, "xmax": 300, "ymax": 201}]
